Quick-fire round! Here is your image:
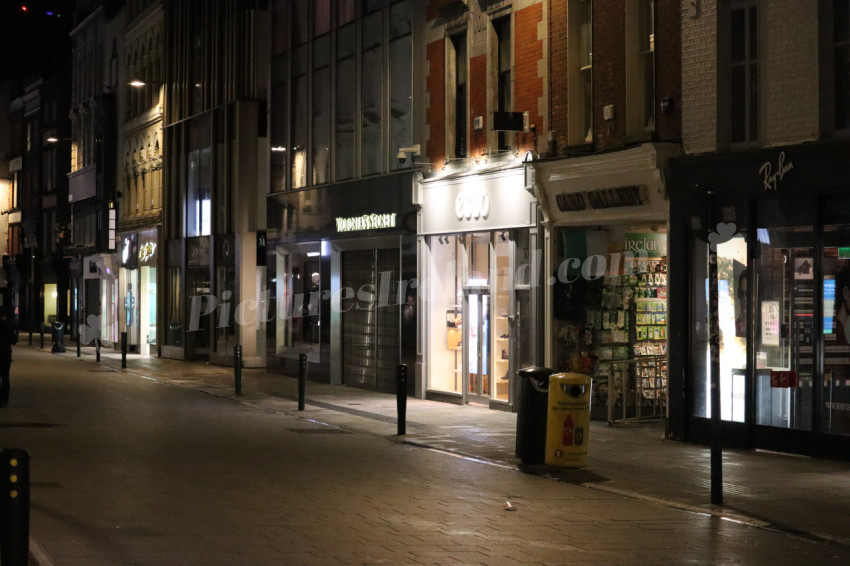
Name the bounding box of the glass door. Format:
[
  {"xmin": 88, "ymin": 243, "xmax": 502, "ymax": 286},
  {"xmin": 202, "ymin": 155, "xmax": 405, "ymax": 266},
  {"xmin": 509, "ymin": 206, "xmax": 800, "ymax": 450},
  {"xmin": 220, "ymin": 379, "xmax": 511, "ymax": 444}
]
[
  {"xmin": 822, "ymin": 226, "xmax": 850, "ymax": 435},
  {"xmin": 464, "ymin": 290, "xmax": 490, "ymax": 404},
  {"xmin": 754, "ymin": 227, "xmax": 814, "ymax": 430}
]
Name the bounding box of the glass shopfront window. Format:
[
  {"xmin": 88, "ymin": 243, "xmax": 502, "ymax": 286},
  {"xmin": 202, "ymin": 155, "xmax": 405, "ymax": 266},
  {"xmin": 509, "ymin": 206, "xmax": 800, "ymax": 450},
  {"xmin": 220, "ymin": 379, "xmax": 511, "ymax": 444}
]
[
  {"xmin": 275, "ymin": 246, "xmax": 322, "ymax": 364},
  {"xmin": 823, "ymin": 228, "xmax": 850, "ymax": 435},
  {"xmin": 689, "ymin": 194, "xmax": 850, "ymax": 437},
  {"xmin": 427, "ymin": 231, "xmax": 525, "ymax": 404},
  {"xmin": 556, "ymin": 226, "xmax": 668, "ymax": 419},
  {"xmin": 711, "ymin": 235, "xmax": 748, "ymax": 423},
  {"xmin": 429, "ymin": 235, "xmax": 462, "ymax": 394},
  {"xmin": 753, "ymin": 226, "xmax": 814, "ymax": 430}
]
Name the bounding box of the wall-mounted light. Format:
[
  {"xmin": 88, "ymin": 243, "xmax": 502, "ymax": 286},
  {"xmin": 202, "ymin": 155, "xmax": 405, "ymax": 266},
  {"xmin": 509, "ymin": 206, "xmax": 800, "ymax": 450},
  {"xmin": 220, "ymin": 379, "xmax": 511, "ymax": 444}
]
[{"xmin": 128, "ymin": 79, "xmax": 163, "ymax": 88}]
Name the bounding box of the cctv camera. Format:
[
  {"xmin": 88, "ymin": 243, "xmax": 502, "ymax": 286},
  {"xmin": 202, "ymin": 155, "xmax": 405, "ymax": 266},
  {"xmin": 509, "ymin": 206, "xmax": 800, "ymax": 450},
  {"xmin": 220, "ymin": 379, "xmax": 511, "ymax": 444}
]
[{"xmin": 396, "ymin": 144, "xmax": 421, "ymax": 165}]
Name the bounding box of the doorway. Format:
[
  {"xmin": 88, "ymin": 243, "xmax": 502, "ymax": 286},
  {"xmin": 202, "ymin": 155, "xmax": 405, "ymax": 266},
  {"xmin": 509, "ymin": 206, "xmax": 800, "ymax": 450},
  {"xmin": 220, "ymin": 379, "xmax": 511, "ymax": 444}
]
[{"xmin": 464, "ymin": 289, "xmax": 490, "ymax": 404}]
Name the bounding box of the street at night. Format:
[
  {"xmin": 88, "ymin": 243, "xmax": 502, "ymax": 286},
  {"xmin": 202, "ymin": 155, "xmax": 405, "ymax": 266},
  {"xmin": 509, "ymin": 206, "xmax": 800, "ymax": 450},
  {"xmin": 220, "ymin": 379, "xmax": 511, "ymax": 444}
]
[
  {"xmin": 2, "ymin": 345, "xmax": 850, "ymax": 565},
  {"xmin": 4, "ymin": 2, "xmax": 850, "ymax": 564}
]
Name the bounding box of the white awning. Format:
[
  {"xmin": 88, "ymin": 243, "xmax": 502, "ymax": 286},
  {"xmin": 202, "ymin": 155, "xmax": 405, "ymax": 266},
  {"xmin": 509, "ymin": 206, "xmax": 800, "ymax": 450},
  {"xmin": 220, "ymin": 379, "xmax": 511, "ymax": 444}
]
[{"xmin": 531, "ymin": 143, "xmax": 680, "ymax": 226}]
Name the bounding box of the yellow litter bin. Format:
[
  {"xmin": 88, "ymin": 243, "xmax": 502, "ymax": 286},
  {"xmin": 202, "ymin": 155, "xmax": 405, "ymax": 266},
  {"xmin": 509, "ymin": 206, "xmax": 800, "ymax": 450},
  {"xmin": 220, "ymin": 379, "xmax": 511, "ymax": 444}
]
[{"xmin": 545, "ymin": 373, "xmax": 592, "ymax": 468}]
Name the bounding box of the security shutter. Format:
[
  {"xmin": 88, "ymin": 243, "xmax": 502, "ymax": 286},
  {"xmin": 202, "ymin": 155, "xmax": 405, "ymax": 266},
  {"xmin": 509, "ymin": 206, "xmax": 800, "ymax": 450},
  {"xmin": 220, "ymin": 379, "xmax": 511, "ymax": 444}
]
[{"xmin": 341, "ymin": 249, "xmax": 400, "ymax": 393}]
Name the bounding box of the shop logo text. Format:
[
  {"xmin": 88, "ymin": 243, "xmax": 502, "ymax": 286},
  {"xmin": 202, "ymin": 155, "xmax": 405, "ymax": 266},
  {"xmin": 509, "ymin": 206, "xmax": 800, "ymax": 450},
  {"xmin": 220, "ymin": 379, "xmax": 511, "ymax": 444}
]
[
  {"xmin": 335, "ymin": 213, "xmax": 397, "ymax": 232},
  {"xmin": 759, "ymin": 151, "xmax": 794, "ymax": 191}
]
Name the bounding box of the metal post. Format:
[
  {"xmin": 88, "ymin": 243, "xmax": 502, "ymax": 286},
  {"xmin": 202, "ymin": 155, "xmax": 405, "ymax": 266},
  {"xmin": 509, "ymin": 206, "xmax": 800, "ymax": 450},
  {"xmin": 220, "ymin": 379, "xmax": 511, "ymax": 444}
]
[
  {"xmin": 0, "ymin": 448, "xmax": 30, "ymax": 566},
  {"xmin": 39, "ymin": 324, "xmax": 44, "ymax": 349},
  {"xmin": 95, "ymin": 337, "xmax": 100, "ymax": 362},
  {"xmin": 707, "ymin": 189, "xmax": 723, "ymax": 506},
  {"xmin": 121, "ymin": 331, "xmax": 127, "ymax": 369},
  {"xmin": 397, "ymin": 364, "xmax": 408, "ymax": 436},
  {"xmin": 76, "ymin": 307, "xmax": 81, "ymax": 358},
  {"xmin": 234, "ymin": 345, "xmax": 242, "ymax": 396},
  {"xmin": 298, "ymin": 353, "xmax": 307, "ymax": 411}
]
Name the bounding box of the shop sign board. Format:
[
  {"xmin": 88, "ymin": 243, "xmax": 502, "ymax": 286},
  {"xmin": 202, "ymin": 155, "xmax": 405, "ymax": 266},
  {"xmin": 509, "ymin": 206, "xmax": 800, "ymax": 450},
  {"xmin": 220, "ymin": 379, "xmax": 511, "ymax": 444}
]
[
  {"xmin": 334, "ymin": 213, "xmax": 397, "ymax": 233},
  {"xmin": 623, "ymin": 232, "xmax": 666, "ymax": 259},
  {"xmin": 138, "ymin": 229, "xmax": 158, "ymax": 266},
  {"xmin": 420, "ymin": 168, "xmax": 535, "ymax": 234},
  {"xmin": 758, "ymin": 151, "xmax": 794, "ymax": 191}
]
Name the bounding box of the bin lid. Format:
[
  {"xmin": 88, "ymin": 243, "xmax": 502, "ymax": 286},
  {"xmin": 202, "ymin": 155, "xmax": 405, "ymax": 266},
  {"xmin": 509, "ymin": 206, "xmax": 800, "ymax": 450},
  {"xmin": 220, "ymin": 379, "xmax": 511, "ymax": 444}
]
[
  {"xmin": 550, "ymin": 372, "xmax": 592, "ymax": 398},
  {"xmin": 517, "ymin": 367, "xmax": 556, "ymax": 391},
  {"xmin": 517, "ymin": 366, "xmax": 556, "ymax": 378}
]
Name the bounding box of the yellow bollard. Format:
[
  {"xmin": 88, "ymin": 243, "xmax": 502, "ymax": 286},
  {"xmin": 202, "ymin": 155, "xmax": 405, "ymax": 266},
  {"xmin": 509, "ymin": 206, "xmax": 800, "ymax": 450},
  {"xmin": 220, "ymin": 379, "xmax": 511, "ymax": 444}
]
[{"xmin": 545, "ymin": 373, "xmax": 592, "ymax": 468}]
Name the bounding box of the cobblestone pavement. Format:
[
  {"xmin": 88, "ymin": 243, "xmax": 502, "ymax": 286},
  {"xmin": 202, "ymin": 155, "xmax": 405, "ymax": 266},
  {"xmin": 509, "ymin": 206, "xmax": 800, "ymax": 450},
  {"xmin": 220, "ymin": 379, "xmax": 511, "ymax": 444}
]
[{"xmin": 4, "ymin": 344, "xmax": 850, "ymax": 564}]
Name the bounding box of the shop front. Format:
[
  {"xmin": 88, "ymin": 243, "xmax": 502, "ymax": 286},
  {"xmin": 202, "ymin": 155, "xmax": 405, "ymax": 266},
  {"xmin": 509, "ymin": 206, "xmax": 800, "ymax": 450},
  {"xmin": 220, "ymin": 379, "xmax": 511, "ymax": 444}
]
[
  {"xmin": 419, "ymin": 166, "xmax": 543, "ymax": 410},
  {"xmin": 533, "ymin": 143, "xmax": 679, "ymax": 421},
  {"xmin": 669, "ymin": 140, "xmax": 850, "ymax": 457},
  {"xmin": 82, "ymin": 252, "xmax": 119, "ymax": 348},
  {"xmin": 266, "ymin": 173, "xmax": 418, "ymax": 393},
  {"xmin": 118, "ymin": 229, "xmax": 158, "ymax": 356}
]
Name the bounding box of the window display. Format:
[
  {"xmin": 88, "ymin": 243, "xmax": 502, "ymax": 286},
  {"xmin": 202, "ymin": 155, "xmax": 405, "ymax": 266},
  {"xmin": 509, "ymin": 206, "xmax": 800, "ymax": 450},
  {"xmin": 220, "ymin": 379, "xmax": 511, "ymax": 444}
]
[
  {"xmin": 428, "ymin": 231, "xmax": 521, "ymax": 405},
  {"xmin": 554, "ymin": 228, "xmax": 668, "ymax": 420}
]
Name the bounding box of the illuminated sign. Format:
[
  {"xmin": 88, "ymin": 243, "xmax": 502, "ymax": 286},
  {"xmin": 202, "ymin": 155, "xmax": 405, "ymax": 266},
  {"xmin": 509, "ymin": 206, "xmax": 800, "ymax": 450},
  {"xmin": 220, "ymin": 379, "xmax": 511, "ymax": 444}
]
[
  {"xmin": 335, "ymin": 213, "xmax": 397, "ymax": 233},
  {"xmin": 455, "ymin": 191, "xmax": 491, "ymax": 220},
  {"xmin": 138, "ymin": 242, "xmax": 156, "ymax": 262}
]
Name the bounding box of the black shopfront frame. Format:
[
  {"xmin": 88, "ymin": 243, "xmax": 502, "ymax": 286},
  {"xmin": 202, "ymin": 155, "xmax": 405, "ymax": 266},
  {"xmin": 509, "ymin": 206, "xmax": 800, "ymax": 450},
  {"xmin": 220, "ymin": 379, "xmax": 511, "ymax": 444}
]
[
  {"xmin": 668, "ymin": 140, "xmax": 850, "ymax": 458},
  {"xmin": 265, "ymin": 172, "xmax": 419, "ymax": 386}
]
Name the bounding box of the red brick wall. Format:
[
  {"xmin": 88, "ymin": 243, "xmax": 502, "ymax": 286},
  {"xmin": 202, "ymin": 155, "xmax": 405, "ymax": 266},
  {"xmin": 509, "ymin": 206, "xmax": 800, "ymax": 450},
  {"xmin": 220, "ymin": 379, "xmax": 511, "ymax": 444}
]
[
  {"xmin": 593, "ymin": 0, "xmax": 627, "ymax": 151},
  {"xmin": 426, "ymin": 39, "xmax": 446, "ymax": 166},
  {"xmin": 550, "ymin": 0, "xmax": 569, "ymax": 155},
  {"xmin": 469, "ymin": 53, "xmax": 488, "ymax": 155},
  {"xmin": 549, "ymin": 0, "xmax": 682, "ymax": 153},
  {"xmin": 514, "ymin": 4, "xmax": 544, "ymax": 154}
]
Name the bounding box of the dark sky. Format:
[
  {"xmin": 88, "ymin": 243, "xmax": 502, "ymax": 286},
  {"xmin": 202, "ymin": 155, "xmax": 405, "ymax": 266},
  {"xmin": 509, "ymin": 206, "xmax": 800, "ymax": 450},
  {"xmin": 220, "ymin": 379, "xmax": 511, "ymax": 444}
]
[{"xmin": 0, "ymin": 0, "xmax": 75, "ymax": 81}]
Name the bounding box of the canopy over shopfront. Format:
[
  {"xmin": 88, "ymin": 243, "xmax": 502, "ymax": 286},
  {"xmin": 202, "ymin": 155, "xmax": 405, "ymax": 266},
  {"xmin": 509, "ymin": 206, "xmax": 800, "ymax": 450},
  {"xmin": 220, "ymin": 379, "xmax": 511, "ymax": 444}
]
[{"xmin": 531, "ymin": 143, "xmax": 680, "ymax": 226}]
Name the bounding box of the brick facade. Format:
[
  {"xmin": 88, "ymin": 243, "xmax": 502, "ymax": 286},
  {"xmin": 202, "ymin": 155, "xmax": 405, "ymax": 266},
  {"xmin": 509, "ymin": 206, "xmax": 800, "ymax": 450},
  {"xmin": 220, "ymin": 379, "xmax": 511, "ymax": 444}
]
[
  {"xmin": 681, "ymin": 0, "xmax": 719, "ymax": 154},
  {"xmin": 592, "ymin": 0, "xmax": 628, "ymax": 150},
  {"xmin": 514, "ymin": 4, "xmax": 545, "ymax": 155},
  {"xmin": 682, "ymin": 0, "xmax": 824, "ymax": 154},
  {"xmin": 550, "ymin": 0, "xmax": 683, "ymax": 155},
  {"xmin": 425, "ymin": 39, "xmax": 446, "ymax": 166},
  {"xmin": 425, "ymin": 1, "xmax": 546, "ymax": 164},
  {"xmin": 469, "ymin": 53, "xmax": 488, "ymax": 154},
  {"xmin": 654, "ymin": 0, "xmax": 682, "ymax": 144},
  {"xmin": 549, "ymin": 0, "xmax": 569, "ymax": 154},
  {"xmin": 759, "ymin": 0, "xmax": 819, "ymax": 146}
]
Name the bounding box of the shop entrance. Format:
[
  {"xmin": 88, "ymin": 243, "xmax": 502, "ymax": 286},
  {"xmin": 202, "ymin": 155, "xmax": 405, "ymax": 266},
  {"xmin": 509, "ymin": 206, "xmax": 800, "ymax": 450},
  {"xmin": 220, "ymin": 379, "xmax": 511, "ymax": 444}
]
[
  {"xmin": 464, "ymin": 289, "xmax": 490, "ymax": 404},
  {"xmin": 341, "ymin": 248, "xmax": 400, "ymax": 393}
]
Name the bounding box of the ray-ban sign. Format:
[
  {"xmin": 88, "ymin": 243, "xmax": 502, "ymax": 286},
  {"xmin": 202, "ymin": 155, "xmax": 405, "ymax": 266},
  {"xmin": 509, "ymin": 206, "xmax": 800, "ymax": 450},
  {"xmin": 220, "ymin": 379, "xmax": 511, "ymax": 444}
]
[{"xmin": 759, "ymin": 151, "xmax": 794, "ymax": 191}]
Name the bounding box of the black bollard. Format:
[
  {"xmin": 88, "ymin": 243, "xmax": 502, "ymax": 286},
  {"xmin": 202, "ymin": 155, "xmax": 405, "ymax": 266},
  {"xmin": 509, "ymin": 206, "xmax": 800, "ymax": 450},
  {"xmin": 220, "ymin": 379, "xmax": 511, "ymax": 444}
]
[
  {"xmin": 76, "ymin": 310, "xmax": 81, "ymax": 358},
  {"xmin": 298, "ymin": 353, "xmax": 307, "ymax": 411},
  {"xmin": 96, "ymin": 338, "xmax": 100, "ymax": 362},
  {"xmin": 39, "ymin": 324, "xmax": 44, "ymax": 349},
  {"xmin": 234, "ymin": 345, "xmax": 242, "ymax": 396},
  {"xmin": 51, "ymin": 322, "xmax": 66, "ymax": 353},
  {"xmin": 121, "ymin": 331, "xmax": 127, "ymax": 368},
  {"xmin": 0, "ymin": 448, "xmax": 30, "ymax": 566},
  {"xmin": 397, "ymin": 364, "xmax": 407, "ymax": 436}
]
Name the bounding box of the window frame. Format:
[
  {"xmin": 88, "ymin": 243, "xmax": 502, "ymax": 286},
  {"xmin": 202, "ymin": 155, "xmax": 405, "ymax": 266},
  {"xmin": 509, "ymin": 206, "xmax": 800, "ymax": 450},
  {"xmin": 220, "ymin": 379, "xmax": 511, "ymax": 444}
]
[
  {"xmin": 447, "ymin": 30, "xmax": 469, "ymax": 160},
  {"xmin": 726, "ymin": 2, "xmax": 759, "ymax": 149},
  {"xmin": 568, "ymin": 0, "xmax": 593, "ymax": 147}
]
